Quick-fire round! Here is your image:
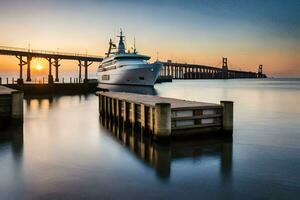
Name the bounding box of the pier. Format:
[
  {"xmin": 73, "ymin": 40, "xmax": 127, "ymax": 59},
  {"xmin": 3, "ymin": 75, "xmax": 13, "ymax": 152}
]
[
  {"xmin": 0, "ymin": 86, "xmax": 23, "ymax": 126},
  {"xmin": 98, "ymin": 92, "xmax": 233, "ymax": 140},
  {"xmin": 2, "ymin": 79, "xmax": 98, "ymax": 95}
]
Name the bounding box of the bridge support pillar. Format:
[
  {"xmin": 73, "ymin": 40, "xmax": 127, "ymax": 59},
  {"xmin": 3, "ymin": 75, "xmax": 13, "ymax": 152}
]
[
  {"xmin": 179, "ymin": 67, "xmax": 182, "ymax": 79},
  {"xmin": 47, "ymin": 58, "xmax": 54, "ymax": 84},
  {"xmin": 174, "ymin": 66, "xmax": 176, "ymax": 78},
  {"xmin": 83, "ymin": 60, "xmax": 93, "ymax": 83},
  {"xmin": 164, "ymin": 66, "xmax": 167, "ymax": 76},
  {"xmin": 78, "ymin": 60, "xmax": 82, "ymax": 83},
  {"xmin": 54, "ymin": 58, "xmax": 60, "ymax": 82},
  {"xmin": 26, "ymin": 56, "xmax": 32, "ymax": 82},
  {"xmin": 16, "ymin": 55, "xmax": 26, "ymax": 85}
]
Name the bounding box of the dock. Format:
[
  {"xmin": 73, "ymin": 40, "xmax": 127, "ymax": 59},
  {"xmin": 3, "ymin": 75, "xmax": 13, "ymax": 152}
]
[
  {"xmin": 0, "ymin": 86, "xmax": 23, "ymax": 126},
  {"xmin": 97, "ymin": 92, "xmax": 233, "ymax": 140},
  {"xmin": 4, "ymin": 81, "xmax": 98, "ymax": 95}
]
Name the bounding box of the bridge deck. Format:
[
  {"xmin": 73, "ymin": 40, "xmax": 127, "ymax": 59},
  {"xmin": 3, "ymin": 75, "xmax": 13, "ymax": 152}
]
[{"xmin": 0, "ymin": 46, "xmax": 103, "ymax": 62}]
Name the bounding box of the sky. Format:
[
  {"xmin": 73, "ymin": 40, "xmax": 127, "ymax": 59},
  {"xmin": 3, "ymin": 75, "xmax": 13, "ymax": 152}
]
[{"xmin": 0, "ymin": 0, "xmax": 299, "ymax": 77}]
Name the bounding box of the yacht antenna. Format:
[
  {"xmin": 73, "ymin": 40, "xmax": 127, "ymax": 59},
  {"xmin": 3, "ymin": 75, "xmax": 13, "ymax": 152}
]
[
  {"xmin": 105, "ymin": 38, "xmax": 116, "ymax": 57},
  {"xmin": 156, "ymin": 51, "xmax": 159, "ymax": 61}
]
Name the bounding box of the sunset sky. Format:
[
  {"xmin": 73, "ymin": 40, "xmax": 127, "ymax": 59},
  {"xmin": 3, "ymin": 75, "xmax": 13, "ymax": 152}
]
[{"xmin": 0, "ymin": 0, "xmax": 299, "ymax": 77}]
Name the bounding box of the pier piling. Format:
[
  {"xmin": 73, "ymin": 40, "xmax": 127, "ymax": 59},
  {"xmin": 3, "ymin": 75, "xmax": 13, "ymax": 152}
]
[
  {"xmin": 220, "ymin": 101, "xmax": 234, "ymax": 132},
  {"xmin": 11, "ymin": 91, "xmax": 24, "ymax": 122},
  {"xmin": 154, "ymin": 103, "xmax": 171, "ymax": 140},
  {"xmin": 0, "ymin": 86, "xmax": 23, "ymax": 125}
]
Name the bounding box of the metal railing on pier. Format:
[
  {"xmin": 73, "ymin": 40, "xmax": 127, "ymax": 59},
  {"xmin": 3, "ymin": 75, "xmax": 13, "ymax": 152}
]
[{"xmin": 0, "ymin": 77, "xmax": 88, "ymax": 85}]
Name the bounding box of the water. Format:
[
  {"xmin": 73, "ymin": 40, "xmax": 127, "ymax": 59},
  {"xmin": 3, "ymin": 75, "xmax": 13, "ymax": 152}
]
[{"xmin": 1, "ymin": 78, "xmax": 300, "ymax": 200}]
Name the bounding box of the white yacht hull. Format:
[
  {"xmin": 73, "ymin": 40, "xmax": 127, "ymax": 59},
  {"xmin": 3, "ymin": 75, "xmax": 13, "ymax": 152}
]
[{"xmin": 97, "ymin": 62, "xmax": 162, "ymax": 86}]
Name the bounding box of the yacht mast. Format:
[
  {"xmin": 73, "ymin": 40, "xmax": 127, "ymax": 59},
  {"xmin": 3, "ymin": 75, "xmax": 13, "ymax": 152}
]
[{"xmin": 117, "ymin": 29, "xmax": 126, "ymax": 54}]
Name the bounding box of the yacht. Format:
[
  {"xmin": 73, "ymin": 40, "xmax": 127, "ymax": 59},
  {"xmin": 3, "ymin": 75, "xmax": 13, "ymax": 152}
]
[{"xmin": 97, "ymin": 31, "xmax": 162, "ymax": 86}]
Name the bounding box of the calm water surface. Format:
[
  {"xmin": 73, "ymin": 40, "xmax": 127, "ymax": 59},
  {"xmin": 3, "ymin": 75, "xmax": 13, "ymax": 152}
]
[{"xmin": 0, "ymin": 78, "xmax": 300, "ymax": 200}]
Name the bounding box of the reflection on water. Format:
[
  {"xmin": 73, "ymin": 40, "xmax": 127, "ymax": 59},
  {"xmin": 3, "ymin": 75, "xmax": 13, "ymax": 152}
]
[
  {"xmin": 0, "ymin": 124, "xmax": 23, "ymax": 151},
  {"xmin": 0, "ymin": 125, "xmax": 23, "ymax": 200},
  {"xmin": 0, "ymin": 79, "xmax": 300, "ymax": 199},
  {"xmin": 100, "ymin": 115, "xmax": 233, "ymax": 181}
]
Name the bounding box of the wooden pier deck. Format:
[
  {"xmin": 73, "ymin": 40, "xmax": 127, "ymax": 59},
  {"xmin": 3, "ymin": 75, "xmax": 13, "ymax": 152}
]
[
  {"xmin": 102, "ymin": 92, "xmax": 220, "ymax": 109},
  {"xmin": 97, "ymin": 92, "xmax": 233, "ymax": 140}
]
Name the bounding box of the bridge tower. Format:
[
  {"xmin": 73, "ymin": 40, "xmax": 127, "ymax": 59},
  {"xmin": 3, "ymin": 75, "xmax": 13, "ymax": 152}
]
[
  {"xmin": 258, "ymin": 65, "xmax": 263, "ymax": 78},
  {"xmin": 222, "ymin": 57, "xmax": 228, "ymax": 79}
]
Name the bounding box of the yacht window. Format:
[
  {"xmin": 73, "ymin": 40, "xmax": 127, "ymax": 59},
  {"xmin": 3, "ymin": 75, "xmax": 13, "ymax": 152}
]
[
  {"xmin": 102, "ymin": 75, "xmax": 110, "ymax": 80},
  {"xmin": 139, "ymin": 77, "xmax": 144, "ymax": 80}
]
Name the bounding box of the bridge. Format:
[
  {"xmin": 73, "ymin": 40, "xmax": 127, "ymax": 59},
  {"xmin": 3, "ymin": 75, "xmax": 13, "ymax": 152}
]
[
  {"xmin": 0, "ymin": 46, "xmax": 103, "ymax": 84},
  {"xmin": 161, "ymin": 58, "xmax": 266, "ymax": 79},
  {"xmin": 0, "ymin": 46, "xmax": 266, "ymax": 87}
]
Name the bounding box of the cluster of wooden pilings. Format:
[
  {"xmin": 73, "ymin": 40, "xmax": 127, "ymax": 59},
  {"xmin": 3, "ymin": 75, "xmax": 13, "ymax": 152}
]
[{"xmin": 98, "ymin": 92, "xmax": 234, "ymax": 141}]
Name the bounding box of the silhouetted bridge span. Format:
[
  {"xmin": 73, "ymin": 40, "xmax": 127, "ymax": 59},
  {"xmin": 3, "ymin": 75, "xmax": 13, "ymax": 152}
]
[{"xmin": 161, "ymin": 58, "xmax": 266, "ymax": 79}]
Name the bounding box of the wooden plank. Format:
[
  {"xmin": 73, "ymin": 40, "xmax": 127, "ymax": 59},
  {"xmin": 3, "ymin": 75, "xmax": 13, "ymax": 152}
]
[
  {"xmin": 172, "ymin": 123, "xmax": 222, "ymax": 130},
  {"xmin": 172, "ymin": 114, "xmax": 222, "ymax": 121},
  {"xmin": 0, "ymin": 85, "xmax": 16, "ymax": 95},
  {"xmin": 97, "ymin": 92, "xmax": 221, "ymax": 109}
]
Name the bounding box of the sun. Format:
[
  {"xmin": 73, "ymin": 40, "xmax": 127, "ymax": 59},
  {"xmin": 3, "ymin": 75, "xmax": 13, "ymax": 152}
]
[{"xmin": 35, "ymin": 64, "xmax": 44, "ymax": 71}]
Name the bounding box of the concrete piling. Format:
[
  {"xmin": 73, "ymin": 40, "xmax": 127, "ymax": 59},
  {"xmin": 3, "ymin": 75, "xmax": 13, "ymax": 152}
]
[
  {"xmin": 11, "ymin": 91, "xmax": 24, "ymax": 122},
  {"xmin": 99, "ymin": 94, "xmax": 103, "ymax": 114},
  {"xmin": 116, "ymin": 99, "xmax": 120, "ymax": 118},
  {"xmin": 123, "ymin": 100, "xmax": 127, "ymax": 122},
  {"xmin": 154, "ymin": 103, "xmax": 171, "ymax": 140},
  {"xmin": 110, "ymin": 98, "xmax": 116, "ymax": 118},
  {"xmin": 107, "ymin": 97, "xmax": 111, "ymax": 117},
  {"xmin": 130, "ymin": 103, "xmax": 135, "ymax": 124},
  {"xmin": 220, "ymin": 101, "xmax": 234, "ymax": 131},
  {"xmin": 141, "ymin": 104, "xmax": 146, "ymax": 129},
  {"xmin": 0, "ymin": 86, "xmax": 23, "ymax": 126}
]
